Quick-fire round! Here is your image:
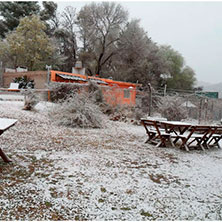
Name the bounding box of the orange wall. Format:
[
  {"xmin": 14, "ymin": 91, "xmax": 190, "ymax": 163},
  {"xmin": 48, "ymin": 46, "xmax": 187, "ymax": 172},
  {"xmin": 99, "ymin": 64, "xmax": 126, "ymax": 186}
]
[
  {"xmin": 102, "ymin": 86, "xmax": 136, "ymax": 106},
  {"xmin": 50, "ymin": 70, "xmax": 137, "ymax": 106}
]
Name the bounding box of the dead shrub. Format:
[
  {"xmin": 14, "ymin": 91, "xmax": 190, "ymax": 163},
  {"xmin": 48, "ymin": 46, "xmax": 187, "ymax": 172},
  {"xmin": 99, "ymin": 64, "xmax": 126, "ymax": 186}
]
[
  {"xmin": 88, "ymin": 80, "xmax": 104, "ymax": 105},
  {"xmin": 21, "ymin": 89, "xmax": 39, "ymax": 111},
  {"xmin": 47, "ymin": 82, "xmax": 82, "ymax": 102},
  {"xmin": 108, "ymin": 105, "xmax": 144, "ymax": 125},
  {"xmin": 48, "ymin": 81, "xmax": 104, "ymax": 104},
  {"xmin": 50, "ymin": 92, "xmax": 104, "ymax": 128},
  {"xmin": 159, "ymin": 96, "xmax": 187, "ymax": 121}
]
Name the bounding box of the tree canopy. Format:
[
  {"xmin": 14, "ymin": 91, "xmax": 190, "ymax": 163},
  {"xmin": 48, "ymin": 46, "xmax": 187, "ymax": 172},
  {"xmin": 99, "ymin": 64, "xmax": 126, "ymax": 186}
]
[
  {"xmin": 159, "ymin": 45, "xmax": 196, "ymax": 90},
  {"xmin": 77, "ymin": 2, "xmax": 128, "ymax": 76},
  {"xmin": 0, "ymin": 1, "xmax": 197, "ymax": 91},
  {"xmin": 0, "ymin": 1, "xmax": 58, "ymax": 38},
  {"xmin": 0, "ymin": 2, "xmax": 40, "ymax": 38},
  {"xmin": 0, "ymin": 15, "xmax": 54, "ymax": 70}
]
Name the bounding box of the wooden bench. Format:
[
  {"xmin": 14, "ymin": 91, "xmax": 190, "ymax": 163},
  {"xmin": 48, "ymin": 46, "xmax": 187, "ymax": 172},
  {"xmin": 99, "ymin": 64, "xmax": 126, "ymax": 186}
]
[
  {"xmin": 0, "ymin": 118, "xmax": 17, "ymax": 163},
  {"xmin": 207, "ymin": 126, "xmax": 222, "ymax": 148},
  {"xmin": 141, "ymin": 119, "xmax": 174, "ymax": 148},
  {"xmin": 8, "ymin": 83, "xmax": 20, "ymax": 92},
  {"xmin": 179, "ymin": 125, "xmax": 212, "ymax": 151}
]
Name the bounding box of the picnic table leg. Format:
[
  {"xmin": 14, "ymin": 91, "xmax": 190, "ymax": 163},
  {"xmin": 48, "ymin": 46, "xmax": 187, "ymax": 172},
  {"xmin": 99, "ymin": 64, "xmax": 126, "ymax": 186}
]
[
  {"xmin": 0, "ymin": 148, "xmax": 12, "ymax": 163},
  {"xmin": 179, "ymin": 138, "xmax": 190, "ymax": 151},
  {"xmin": 211, "ymin": 137, "xmax": 222, "ymax": 149},
  {"xmin": 183, "ymin": 144, "xmax": 190, "ymax": 152},
  {"xmin": 195, "ymin": 138, "xmax": 205, "ymax": 151}
]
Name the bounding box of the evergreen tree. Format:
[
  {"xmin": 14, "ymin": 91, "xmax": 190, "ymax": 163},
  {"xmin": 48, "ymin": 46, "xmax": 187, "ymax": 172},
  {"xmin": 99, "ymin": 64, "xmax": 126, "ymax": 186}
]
[
  {"xmin": 0, "ymin": 15, "xmax": 54, "ymax": 70},
  {"xmin": 0, "ymin": 2, "xmax": 40, "ymax": 38}
]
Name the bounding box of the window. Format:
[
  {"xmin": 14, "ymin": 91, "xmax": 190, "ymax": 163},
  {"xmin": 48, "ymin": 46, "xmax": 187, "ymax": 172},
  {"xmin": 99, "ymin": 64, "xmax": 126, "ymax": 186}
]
[{"xmin": 124, "ymin": 89, "xmax": 130, "ymax": 98}]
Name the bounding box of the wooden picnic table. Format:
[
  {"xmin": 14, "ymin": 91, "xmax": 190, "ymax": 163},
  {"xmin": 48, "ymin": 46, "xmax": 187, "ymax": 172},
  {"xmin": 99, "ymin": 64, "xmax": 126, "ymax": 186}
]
[
  {"xmin": 0, "ymin": 118, "xmax": 17, "ymax": 163},
  {"xmin": 160, "ymin": 121, "xmax": 192, "ymax": 135},
  {"xmin": 141, "ymin": 118, "xmax": 222, "ymax": 151}
]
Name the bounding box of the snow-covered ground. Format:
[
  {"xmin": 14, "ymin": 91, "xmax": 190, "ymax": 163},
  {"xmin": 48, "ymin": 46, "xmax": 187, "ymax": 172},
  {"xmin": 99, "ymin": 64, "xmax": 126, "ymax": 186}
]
[
  {"xmin": 0, "ymin": 93, "xmax": 24, "ymax": 101},
  {"xmin": 0, "ymin": 101, "xmax": 222, "ymax": 220}
]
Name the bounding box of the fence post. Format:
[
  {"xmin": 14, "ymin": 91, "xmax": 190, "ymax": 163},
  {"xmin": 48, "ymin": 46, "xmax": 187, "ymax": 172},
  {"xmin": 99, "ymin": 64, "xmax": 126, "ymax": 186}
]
[
  {"xmin": 198, "ymin": 98, "xmax": 203, "ymax": 124},
  {"xmin": 0, "ymin": 61, "xmax": 3, "ymax": 87},
  {"xmin": 163, "ymin": 83, "xmax": 167, "ymax": 97},
  {"xmin": 148, "ymin": 83, "xmax": 152, "ymax": 116},
  {"xmin": 204, "ymin": 98, "xmax": 208, "ymax": 122},
  {"xmin": 46, "ymin": 65, "xmax": 52, "ymax": 84}
]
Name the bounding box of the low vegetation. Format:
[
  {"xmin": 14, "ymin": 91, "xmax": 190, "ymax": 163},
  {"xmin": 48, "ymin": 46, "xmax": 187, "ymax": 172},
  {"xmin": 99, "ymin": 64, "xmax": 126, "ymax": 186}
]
[
  {"xmin": 50, "ymin": 92, "xmax": 104, "ymax": 128},
  {"xmin": 159, "ymin": 96, "xmax": 187, "ymax": 121},
  {"xmin": 22, "ymin": 89, "xmax": 39, "ymax": 111}
]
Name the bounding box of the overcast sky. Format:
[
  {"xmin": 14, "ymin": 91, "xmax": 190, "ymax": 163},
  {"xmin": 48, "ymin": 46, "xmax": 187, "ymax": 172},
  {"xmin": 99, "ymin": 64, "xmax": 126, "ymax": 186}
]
[{"xmin": 56, "ymin": 1, "xmax": 222, "ymax": 84}]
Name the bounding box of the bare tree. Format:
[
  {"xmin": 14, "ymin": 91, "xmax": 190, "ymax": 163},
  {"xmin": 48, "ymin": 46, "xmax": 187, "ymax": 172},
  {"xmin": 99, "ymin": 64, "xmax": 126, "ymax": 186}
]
[
  {"xmin": 54, "ymin": 6, "xmax": 78, "ymax": 72},
  {"xmin": 77, "ymin": 2, "xmax": 128, "ymax": 76}
]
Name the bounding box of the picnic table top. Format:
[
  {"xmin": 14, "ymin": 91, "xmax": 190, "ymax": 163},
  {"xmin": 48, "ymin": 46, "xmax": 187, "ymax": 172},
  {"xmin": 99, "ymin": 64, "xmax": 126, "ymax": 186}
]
[
  {"xmin": 0, "ymin": 118, "xmax": 17, "ymax": 131},
  {"xmin": 160, "ymin": 121, "xmax": 192, "ymax": 126},
  {"xmin": 141, "ymin": 118, "xmax": 221, "ymax": 127},
  {"xmin": 141, "ymin": 117, "xmax": 167, "ymax": 121}
]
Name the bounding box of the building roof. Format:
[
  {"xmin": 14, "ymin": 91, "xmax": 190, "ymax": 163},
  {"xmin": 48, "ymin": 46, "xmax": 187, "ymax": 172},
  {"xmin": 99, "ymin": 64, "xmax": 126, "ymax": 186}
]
[
  {"xmin": 51, "ymin": 70, "xmax": 139, "ymax": 88},
  {"xmin": 56, "ymin": 73, "xmax": 87, "ymax": 82}
]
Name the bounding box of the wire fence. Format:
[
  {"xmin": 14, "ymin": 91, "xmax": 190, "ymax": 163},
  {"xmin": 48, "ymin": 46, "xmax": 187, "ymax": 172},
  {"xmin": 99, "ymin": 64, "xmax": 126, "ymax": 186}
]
[{"xmin": 136, "ymin": 86, "xmax": 222, "ymax": 123}]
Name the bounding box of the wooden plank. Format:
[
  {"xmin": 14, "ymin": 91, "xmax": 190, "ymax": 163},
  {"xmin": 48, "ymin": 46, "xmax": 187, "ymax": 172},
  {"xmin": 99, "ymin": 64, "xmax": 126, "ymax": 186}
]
[
  {"xmin": 0, "ymin": 148, "xmax": 12, "ymax": 163},
  {"xmin": 0, "ymin": 118, "xmax": 17, "ymax": 131},
  {"xmin": 0, "ymin": 118, "xmax": 17, "ymax": 163}
]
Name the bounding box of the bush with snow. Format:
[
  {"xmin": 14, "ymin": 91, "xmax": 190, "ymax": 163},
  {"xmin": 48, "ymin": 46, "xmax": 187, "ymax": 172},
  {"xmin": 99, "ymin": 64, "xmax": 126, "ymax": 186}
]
[
  {"xmin": 21, "ymin": 89, "xmax": 39, "ymax": 111},
  {"xmin": 50, "ymin": 92, "xmax": 104, "ymax": 128},
  {"xmin": 48, "ymin": 81, "xmax": 104, "ymax": 105},
  {"xmin": 159, "ymin": 96, "xmax": 187, "ymax": 121},
  {"xmin": 47, "ymin": 82, "xmax": 82, "ymax": 102}
]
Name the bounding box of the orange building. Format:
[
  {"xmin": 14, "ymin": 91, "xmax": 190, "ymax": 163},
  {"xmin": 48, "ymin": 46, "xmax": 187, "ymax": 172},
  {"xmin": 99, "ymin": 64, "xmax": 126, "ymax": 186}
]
[{"xmin": 50, "ymin": 70, "xmax": 139, "ymax": 106}]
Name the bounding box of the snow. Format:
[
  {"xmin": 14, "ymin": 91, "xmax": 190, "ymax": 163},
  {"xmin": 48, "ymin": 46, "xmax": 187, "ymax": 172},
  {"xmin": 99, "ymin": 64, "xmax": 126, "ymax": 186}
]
[{"xmin": 0, "ymin": 100, "xmax": 222, "ymax": 220}]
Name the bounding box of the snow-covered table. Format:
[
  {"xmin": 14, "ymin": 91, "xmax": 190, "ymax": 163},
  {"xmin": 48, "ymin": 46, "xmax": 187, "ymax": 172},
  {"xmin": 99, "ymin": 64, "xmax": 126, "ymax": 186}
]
[
  {"xmin": 141, "ymin": 118, "xmax": 222, "ymax": 151},
  {"xmin": 0, "ymin": 118, "xmax": 17, "ymax": 163}
]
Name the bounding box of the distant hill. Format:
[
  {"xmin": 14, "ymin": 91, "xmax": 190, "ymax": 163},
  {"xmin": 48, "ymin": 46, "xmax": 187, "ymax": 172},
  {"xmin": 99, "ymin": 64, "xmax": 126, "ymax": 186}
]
[
  {"xmin": 196, "ymin": 81, "xmax": 212, "ymax": 88},
  {"xmin": 196, "ymin": 81, "xmax": 222, "ymax": 92}
]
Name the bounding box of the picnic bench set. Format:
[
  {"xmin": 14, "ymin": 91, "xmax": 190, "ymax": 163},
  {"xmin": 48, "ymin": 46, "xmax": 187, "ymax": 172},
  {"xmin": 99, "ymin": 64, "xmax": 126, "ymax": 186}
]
[{"xmin": 141, "ymin": 118, "xmax": 222, "ymax": 151}]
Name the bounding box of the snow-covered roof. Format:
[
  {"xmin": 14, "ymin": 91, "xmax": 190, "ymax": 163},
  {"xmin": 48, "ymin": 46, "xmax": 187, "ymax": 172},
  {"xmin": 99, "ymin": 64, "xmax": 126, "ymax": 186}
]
[
  {"xmin": 181, "ymin": 101, "xmax": 196, "ymax": 108},
  {"xmin": 56, "ymin": 73, "xmax": 87, "ymax": 82},
  {"xmin": 89, "ymin": 78, "xmax": 108, "ymax": 85}
]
